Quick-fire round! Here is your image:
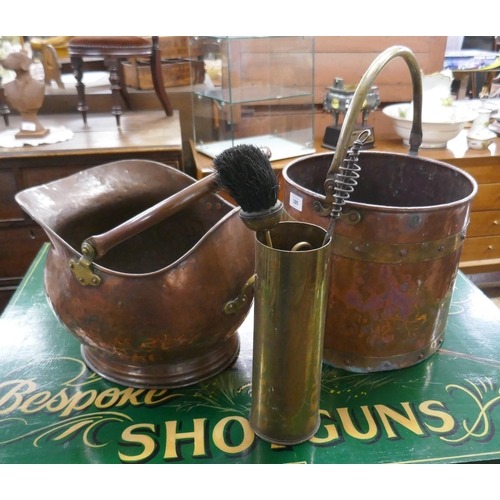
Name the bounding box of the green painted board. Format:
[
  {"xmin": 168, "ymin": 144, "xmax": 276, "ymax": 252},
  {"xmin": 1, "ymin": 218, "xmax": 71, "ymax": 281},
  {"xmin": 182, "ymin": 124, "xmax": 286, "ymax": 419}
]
[{"xmin": 1, "ymin": 243, "xmax": 500, "ymax": 464}]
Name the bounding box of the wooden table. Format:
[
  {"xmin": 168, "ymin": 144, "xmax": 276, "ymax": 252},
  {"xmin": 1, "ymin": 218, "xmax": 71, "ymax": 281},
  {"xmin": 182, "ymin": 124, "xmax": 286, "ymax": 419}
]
[
  {"xmin": 0, "ymin": 110, "xmax": 183, "ymax": 312},
  {"xmin": 192, "ymin": 131, "xmax": 500, "ymax": 277},
  {"xmin": 1, "ymin": 244, "xmax": 500, "ymax": 464}
]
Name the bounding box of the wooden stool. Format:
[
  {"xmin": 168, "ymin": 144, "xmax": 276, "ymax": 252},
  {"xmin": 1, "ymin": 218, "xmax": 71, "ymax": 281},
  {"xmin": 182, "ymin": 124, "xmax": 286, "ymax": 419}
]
[{"xmin": 68, "ymin": 36, "xmax": 173, "ymax": 125}]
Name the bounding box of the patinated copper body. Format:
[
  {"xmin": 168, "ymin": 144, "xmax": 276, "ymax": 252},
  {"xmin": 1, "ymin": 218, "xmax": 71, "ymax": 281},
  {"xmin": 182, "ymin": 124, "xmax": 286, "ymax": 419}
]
[
  {"xmin": 16, "ymin": 160, "xmax": 255, "ymax": 388},
  {"xmin": 283, "ymin": 150, "xmax": 477, "ymax": 372}
]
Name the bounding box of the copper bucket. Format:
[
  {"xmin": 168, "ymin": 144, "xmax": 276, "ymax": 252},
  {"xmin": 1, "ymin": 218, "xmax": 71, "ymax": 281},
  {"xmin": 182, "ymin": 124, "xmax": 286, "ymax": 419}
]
[
  {"xmin": 16, "ymin": 159, "xmax": 255, "ymax": 388},
  {"xmin": 282, "ymin": 46, "xmax": 478, "ymax": 372}
]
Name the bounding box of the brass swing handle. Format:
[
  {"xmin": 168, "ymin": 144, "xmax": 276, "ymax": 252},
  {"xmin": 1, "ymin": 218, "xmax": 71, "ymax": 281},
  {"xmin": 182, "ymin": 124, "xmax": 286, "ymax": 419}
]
[{"xmin": 325, "ymin": 45, "xmax": 424, "ymax": 206}]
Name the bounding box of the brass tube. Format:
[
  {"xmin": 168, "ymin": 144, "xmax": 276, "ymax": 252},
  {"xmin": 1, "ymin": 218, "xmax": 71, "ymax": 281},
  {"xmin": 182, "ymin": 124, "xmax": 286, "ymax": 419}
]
[{"xmin": 250, "ymin": 221, "xmax": 332, "ymax": 445}]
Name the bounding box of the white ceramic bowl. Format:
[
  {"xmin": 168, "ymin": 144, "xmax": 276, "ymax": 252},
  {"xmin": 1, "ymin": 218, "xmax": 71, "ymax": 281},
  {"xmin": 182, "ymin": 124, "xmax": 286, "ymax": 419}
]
[{"xmin": 383, "ymin": 103, "xmax": 478, "ymax": 148}]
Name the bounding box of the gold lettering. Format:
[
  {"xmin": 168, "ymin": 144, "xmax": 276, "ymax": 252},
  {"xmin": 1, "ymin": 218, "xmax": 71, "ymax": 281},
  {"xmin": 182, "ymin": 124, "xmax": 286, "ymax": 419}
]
[
  {"xmin": 20, "ymin": 391, "xmax": 51, "ymax": 413},
  {"xmin": 310, "ymin": 409, "xmax": 341, "ymax": 444},
  {"xmin": 94, "ymin": 388, "xmax": 121, "ymax": 409},
  {"xmin": 118, "ymin": 423, "xmax": 157, "ymax": 463},
  {"xmin": 0, "ymin": 380, "xmax": 37, "ymax": 415},
  {"xmin": 375, "ymin": 403, "xmax": 425, "ymax": 438},
  {"xmin": 337, "ymin": 406, "xmax": 378, "ymax": 440},
  {"xmin": 115, "ymin": 388, "xmax": 145, "ymax": 407},
  {"xmin": 144, "ymin": 389, "xmax": 182, "ymax": 405},
  {"xmin": 44, "ymin": 389, "xmax": 70, "ymax": 413},
  {"xmin": 144, "ymin": 390, "xmax": 167, "ymax": 405},
  {"xmin": 212, "ymin": 416, "xmax": 255, "ymax": 455},
  {"xmin": 60, "ymin": 390, "xmax": 97, "ymax": 417},
  {"xmin": 164, "ymin": 419, "xmax": 207, "ymax": 460},
  {"xmin": 419, "ymin": 400, "xmax": 456, "ymax": 434}
]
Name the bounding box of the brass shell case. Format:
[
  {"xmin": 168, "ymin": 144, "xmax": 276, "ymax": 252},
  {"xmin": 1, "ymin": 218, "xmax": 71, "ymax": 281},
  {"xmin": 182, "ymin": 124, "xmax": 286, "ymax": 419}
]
[{"xmin": 250, "ymin": 221, "xmax": 332, "ymax": 445}]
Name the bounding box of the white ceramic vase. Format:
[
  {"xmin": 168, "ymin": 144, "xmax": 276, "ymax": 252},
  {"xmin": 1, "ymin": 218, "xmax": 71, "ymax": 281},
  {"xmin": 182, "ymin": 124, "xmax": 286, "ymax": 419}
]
[{"xmin": 467, "ymin": 108, "xmax": 496, "ymax": 150}]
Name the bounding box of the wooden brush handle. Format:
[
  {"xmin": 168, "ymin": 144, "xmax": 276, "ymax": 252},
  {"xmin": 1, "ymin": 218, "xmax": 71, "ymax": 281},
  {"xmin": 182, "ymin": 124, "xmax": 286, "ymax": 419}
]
[{"xmin": 85, "ymin": 174, "xmax": 217, "ymax": 259}]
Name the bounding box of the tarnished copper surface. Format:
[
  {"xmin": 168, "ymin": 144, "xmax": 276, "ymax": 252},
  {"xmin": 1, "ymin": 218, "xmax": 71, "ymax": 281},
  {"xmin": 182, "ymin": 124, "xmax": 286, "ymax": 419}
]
[
  {"xmin": 16, "ymin": 160, "xmax": 255, "ymax": 388},
  {"xmin": 282, "ymin": 150, "xmax": 477, "ymax": 372}
]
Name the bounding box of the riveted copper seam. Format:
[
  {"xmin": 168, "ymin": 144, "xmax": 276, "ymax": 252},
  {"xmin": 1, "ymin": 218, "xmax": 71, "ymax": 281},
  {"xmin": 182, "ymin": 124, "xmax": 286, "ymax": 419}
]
[{"xmin": 333, "ymin": 228, "xmax": 467, "ymax": 264}]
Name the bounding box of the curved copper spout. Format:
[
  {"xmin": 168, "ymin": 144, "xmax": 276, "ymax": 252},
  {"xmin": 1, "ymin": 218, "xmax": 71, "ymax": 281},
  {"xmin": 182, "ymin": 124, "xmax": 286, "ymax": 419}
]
[{"xmin": 325, "ymin": 45, "xmax": 423, "ymax": 205}]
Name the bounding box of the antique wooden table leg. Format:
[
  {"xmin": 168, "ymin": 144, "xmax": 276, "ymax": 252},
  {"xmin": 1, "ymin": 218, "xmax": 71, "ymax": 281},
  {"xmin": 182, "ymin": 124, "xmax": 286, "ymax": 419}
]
[
  {"xmin": 151, "ymin": 36, "xmax": 173, "ymax": 117},
  {"xmin": 117, "ymin": 62, "xmax": 132, "ymax": 111},
  {"xmin": 71, "ymin": 55, "xmax": 88, "ymax": 124},
  {"xmin": 105, "ymin": 57, "xmax": 123, "ymax": 127}
]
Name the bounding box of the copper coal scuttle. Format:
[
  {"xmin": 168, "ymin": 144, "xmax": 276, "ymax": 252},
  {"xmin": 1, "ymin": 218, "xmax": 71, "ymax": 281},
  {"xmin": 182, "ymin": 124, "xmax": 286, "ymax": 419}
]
[{"xmin": 16, "ymin": 160, "xmax": 255, "ymax": 388}]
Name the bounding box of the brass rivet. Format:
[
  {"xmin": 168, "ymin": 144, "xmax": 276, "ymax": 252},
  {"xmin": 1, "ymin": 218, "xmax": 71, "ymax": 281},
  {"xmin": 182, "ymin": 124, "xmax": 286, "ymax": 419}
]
[
  {"xmin": 418, "ymin": 354, "xmax": 424, "ymax": 360},
  {"xmin": 488, "ymin": 245, "xmax": 494, "ymax": 250},
  {"xmin": 438, "ymin": 245, "xmax": 445, "ymax": 252},
  {"xmin": 400, "ymin": 249, "xmax": 407, "ymax": 257},
  {"xmin": 354, "ymin": 246, "xmax": 361, "ymax": 253},
  {"xmin": 215, "ymin": 203, "xmax": 222, "ymax": 210},
  {"xmin": 79, "ymin": 278, "xmax": 84, "ymax": 283},
  {"xmin": 206, "ymin": 202, "xmax": 213, "ymax": 210},
  {"xmin": 494, "ymin": 220, "xmax": 499, "ymax": 226},
  {"xmin": 69, "ymin": 263, "xmax": 74, "ymax": 269}
]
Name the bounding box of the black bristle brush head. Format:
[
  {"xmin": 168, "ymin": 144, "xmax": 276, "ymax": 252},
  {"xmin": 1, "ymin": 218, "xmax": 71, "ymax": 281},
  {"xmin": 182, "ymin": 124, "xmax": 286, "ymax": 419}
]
[{"xmin": 213, "ymin": 144, "xmax": 280, "ymax": 214}]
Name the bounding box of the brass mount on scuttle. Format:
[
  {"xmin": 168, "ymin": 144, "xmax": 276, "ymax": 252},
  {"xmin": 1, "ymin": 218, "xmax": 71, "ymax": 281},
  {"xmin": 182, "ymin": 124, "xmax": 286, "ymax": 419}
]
[{"xmin": 69, "ymin": 242, "xmax": 101, "ymax": 286}]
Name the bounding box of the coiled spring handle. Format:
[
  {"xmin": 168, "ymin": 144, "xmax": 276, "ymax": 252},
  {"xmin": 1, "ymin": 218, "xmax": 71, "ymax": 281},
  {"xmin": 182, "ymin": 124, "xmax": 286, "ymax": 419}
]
[{"xmin": 323, "ymin": 130, "xmax": 370, "ymax": 245}]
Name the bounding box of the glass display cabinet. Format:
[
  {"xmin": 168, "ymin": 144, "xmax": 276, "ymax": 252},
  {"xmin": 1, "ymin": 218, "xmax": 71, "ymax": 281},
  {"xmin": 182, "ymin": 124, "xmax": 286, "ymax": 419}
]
[{"xmin": 189, "ymin": 36, "xmax": 315, "ymax": 161}]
